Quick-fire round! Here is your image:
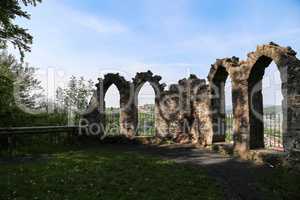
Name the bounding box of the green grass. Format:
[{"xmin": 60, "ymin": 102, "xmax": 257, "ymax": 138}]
[
  {"xmin": 257, "ymin": 167, "xmax": 300, "ymax": 200},
  {"xmin": 0, "ymin": 147, "xmax": 223, "ymax": 200},
  {"xmin": 1, "ymin": 139, "xmax": 299, "ymax": 200}
]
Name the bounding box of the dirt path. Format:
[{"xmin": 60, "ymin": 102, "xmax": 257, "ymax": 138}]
[{"xmin": 109, "ymin": 144, "xmax": 274, "ymax": 200}]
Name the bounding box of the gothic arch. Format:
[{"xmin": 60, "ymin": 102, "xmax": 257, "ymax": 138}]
[
  {"xmin": 132, "ymin": 71, "xmax": 166, "ymax": 135},
  {"xmin": 244, "ymin": 43, "xmax": 298, "ymax": 150},
  {"xmin": 100, "ymin": 73, "xmax": 130, "ymax": 98},
  {"xmin": 208, "ymin": 57, "xmax": 239, "ymax": 142},
  {"xmin": 96, "ymin": 73, "xmax": 135, "ymax": 137},
  {"xmin": 82, "ymin": 42, "xmax": 300, "ymax": 156},
  {"xmin": 132, "ymin": 70, "xmax": 166, "ymax": 98},
  {"xmin": 230, "ymin": 42, "xmax": 300, "ymax": 153}
]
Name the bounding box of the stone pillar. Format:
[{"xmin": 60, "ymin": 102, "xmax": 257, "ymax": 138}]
[
  {"xmin": 155, "ymin": 92, "xmax": 175, "ymax": 138},
  {"xmin": 192, "ymin": 79, "xmax": 214, "ymax": 146},
  {"xmin": 231, "ymin": 79, "xmax": 250, "ymax": 154},
  {"xmin": 119, "ymin": 88, "xmax": 136, "ymax": 138},
  {"xmin": 283, "ymin": 58, "xmax": 300, "ymax": 153},
  {"xmin": 155, "ymin": 97, "xmax": 169, "ymax": 137},
  {"xmin": 193, "ymin": 97, "xmax": 214, "ymax": 146}
]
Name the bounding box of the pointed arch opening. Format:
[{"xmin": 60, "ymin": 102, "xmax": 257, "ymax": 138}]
[
  {"xmin": 137, "ymin": 82, "xmax": 156, "ymax": 137},
  {"xmin": 210, "ymin": 65, "xmax": 233, "ymax": 142},
  {"xmin": 104, "ymin": 84, "xmax": 121, "ymax": 136},
  {"xmin": 262, "ymin": 62, "xmax": 284, "ymax": 150},
  {"xmin": 248, "ymin": 56, "xmax": 284, "ymax": 150}
]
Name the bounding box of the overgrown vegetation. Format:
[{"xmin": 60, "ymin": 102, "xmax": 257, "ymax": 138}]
[
  {"xmin": 138, "ymin": 112, "xmax": 155, "ymax": 136},
  {"xmin": 0, "ymin": 50, "xmax": 93, "ymax": 127},
  {"xmin": 0, "ymin": 50, "xmax": 48, "ymax": 127},
  {"xmin": 56, "ymin": 76, "xmax": 94, "ymax": 124}
]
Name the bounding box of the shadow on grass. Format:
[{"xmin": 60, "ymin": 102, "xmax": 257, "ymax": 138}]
[
  {"xmin": 0, "ymin": 144, "xmax": 223, "ymax": 200},
  {"xmin": 1, "ymin": 137, "xmax": 300, "ymax": 200}
]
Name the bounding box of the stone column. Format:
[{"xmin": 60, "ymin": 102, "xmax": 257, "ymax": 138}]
[
  {"xmin": 283, "ymin": 58, "xmax": 300, "ymax": 153},
  {"xmin": 193, "ymin": 97, "xmax": 214, "ymax": 146},
  {"xmin": 119, "ymin": 88, "xmax": 136, "ymax": 138},
  {"xmin": 155, "ymin": 96, "xmax": 171, "ymax": 138},
  {"xmin": 231, "ymin": 79, "xmax": 250, "ymax": 154},
  {"xmin": 192, "ymin": 81, "xmax": 214, "ymax": 146}
]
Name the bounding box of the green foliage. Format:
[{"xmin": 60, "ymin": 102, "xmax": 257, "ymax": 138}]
[
  {"xmin": 0, "ymin": 50, "xmax": 95, "ymax": 127},
  {"xmin": 56, "ymin": 76, "xmax": 94, "ymax": 124},
  {"xmin": 64, "ymin": 76, "xmax": 94, "ymax": 111},
  {"xmin": 0, "ymin": 106, "xmax": 68, "ymax": 127},
  {"xmin": 104, "ymin": 107, "xmax": 156, "ymax": 136},
  {"xmin": 0, "ymin": 50, "xmax": 65, "ymax": 127},
  {"xmin": 138, "ymin": 112, "xmax": 155, "ymax": 136},
  {"xmin": 105, "ymin": 108, "xmax": 120, "ymax": 136},
  {"xmin": 0, "ymin": 0, "xmax": 42, "ymax": 60},
  {"xmin": 0, "ymin": 75, "xmax": 13, "ymax": 111},
  {"xmin": 0, "ymin": 50, "xmax": 44, "ymax": 110}
]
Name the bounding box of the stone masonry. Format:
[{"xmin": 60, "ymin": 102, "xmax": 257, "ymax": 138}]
[{"xmin": 84, "ymin": 42, "xmax": 300, "ymax": 156}]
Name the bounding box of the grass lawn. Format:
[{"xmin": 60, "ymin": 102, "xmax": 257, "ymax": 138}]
[
  {"xmin": 257, "ymin": 167, "xmax": 300, "ymax": 200},
  {"xmin": 0, "ymin": 146, "xmax": 223, "ymax": 200}
]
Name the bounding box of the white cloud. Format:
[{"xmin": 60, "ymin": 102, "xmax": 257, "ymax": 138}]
[
  {"xmin": 178, "ymin": 26, "xmax": 300, "ymax": 61},
  {"xmin": 73, "ymin": 13, "xmax": 128, "ymax": 34},
  {"xmin": 11, "ymin": 0, "xmax": 300, "ymax": 107}
]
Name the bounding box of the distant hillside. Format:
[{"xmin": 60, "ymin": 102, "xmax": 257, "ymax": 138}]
[
  {"xmin": 264, "ymin": 105, "xmax": 282, "ymax": 114},
  {"xmin": 226, "ymin": 105, "xmax": 282, "ymax": 114},
  {"xmin": 138, "ymin": 104, "xmax": 155, "ymax": 113},
  {"xmin": 107, "ymin": 104, "xmax": 282, "ymax": 115}
]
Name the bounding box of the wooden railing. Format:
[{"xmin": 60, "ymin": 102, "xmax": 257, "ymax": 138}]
[
  {"xmin": 0, "ymin": 126, "xmax": 80, "ymax": 135},
  {"xmin": 0, "ymin": 126, "xmax": 85, "ymax": 155}
]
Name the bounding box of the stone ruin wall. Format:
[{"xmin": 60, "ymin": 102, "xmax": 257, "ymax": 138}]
[
  {"xmin": 155, "ymin": 75, "xmax": 213, "ymax": 145},
  {"xmin": 83, "ymin": 42, "xmax": 300, "ymax": 156},
  {"xmin": 83, "ymin": 71, "xmax": 213, "ymax": 145}
]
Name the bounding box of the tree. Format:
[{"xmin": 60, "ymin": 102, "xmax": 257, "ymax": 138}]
[
  {"xmin": 12, "ymin": 62, "xmax": 44, "ymax": 110},
  {"xmin": 0, "ymin": 50, "xmax": 44, "ymax": 110},
  {"xmin": 0, "ymin": 0, "xmax": 42, "ymax": 60},
  {"xmin": 62, "ymin": 76, "xmax": 94, "ymax": 112},
  {"xmin": 55, "ymin": 86, "xmax": 65, "ymax": 111},
  {"xmin": 55, "ymin": 76, "xmax": 94, "ymax": 123}
]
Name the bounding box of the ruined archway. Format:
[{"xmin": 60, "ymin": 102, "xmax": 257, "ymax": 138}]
[
  {"xmin": 132, "ymin": 71, "xmax": 166, "ymax": 136},
  {"xmin": 208, "ymin": 58, "xmax": 237, "ymax": 142},
  {"xmin": 231, "ymin": 42, "xmax": 300, "ymax": 153},
  {"xmin": 262, "ymin": 62, "xmax": 284, "ymax": 150},
  {"xmin": 246, "ymin": 44, "xmax": 292, "ymax": 150},
  {"xmin": 83, "ymin": 42, "xmax": 300, "ymax": 155},
  {"xmin": 101, "ymin": 73, "xmax": 133, "ymax": 137},
  {"xmin": 104, "ymin": 84, "xmax": 121, "ymax": 136},
  {"xmin": 137, "ymin": 82, "xmax": 156, "ymax": 136}
]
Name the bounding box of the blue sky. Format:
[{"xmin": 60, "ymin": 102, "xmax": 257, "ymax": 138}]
[{"xmin": 14, "ymin": 0, "xmax": 300, "ymax": 107}]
